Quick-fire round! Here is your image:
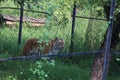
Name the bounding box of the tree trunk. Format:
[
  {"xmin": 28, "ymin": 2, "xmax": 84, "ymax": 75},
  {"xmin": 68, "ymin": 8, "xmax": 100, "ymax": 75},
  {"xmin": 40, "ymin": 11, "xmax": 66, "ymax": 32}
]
[{"xmin": 91, "ymin": 4, "xmax": 120, "ymax": 80}]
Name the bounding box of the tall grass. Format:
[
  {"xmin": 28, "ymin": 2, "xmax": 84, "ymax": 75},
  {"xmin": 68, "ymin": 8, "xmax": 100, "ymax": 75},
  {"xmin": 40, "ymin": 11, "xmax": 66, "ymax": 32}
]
[
  {"xmin": 0, "ymin": 19, "xmax": 107, "ymax": 54},
  {"xmin": 0, "ymin": 19, "xmax": 108, "ymax": 80},
  {"xmin": 0, "ymin": 18, "xmax": 108, "ymax": 79}
]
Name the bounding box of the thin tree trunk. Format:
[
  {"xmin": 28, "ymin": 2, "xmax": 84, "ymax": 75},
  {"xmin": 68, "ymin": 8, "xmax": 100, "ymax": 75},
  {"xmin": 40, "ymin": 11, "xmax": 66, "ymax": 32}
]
[{"xmin": 91, "ymin": 4, "xmax": 120, "ymax": 80}]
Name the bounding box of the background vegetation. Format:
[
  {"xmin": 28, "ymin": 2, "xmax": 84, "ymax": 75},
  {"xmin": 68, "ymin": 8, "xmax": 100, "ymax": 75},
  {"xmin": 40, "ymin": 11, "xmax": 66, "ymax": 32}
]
[{"xmin": 0, "ymin": 0, "xmax": 120, "ymax": 80}]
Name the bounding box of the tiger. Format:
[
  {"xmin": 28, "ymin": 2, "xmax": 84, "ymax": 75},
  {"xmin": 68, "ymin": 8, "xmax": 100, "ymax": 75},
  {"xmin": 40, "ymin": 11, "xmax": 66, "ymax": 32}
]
[{"xmin": 21, "ymin": 37, "xmax": 64, "ymax": 56}]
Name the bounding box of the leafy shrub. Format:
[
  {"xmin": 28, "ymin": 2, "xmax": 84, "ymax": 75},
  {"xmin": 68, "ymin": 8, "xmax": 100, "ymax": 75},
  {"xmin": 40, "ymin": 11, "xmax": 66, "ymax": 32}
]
[
  {"xmin": 30, "ymin": 61, "xmax": 48, "ymax": 80},
  {"xmin": 29, "ymin": 58, "xmax": 55, "ymax": 80}
]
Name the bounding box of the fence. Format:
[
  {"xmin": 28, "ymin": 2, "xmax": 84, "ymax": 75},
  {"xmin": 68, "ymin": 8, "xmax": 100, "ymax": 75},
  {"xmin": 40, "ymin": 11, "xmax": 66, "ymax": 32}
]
[{"xmin": 0, "ymin": 0, "xmax": 119, "ymax": 80}]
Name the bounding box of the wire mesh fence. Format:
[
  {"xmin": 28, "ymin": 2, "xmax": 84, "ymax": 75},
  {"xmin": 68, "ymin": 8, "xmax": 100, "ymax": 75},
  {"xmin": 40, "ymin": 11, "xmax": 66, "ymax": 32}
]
[{"xmin": 0, "ymin": 0, "xmax": 119, "ymax": 80}]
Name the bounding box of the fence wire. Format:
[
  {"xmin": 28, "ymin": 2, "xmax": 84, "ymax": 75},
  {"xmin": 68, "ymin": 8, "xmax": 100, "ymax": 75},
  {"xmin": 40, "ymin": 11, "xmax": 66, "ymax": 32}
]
[{"xmin": 0, "ymin": 0, "xmax": 119, "ymax": 80}]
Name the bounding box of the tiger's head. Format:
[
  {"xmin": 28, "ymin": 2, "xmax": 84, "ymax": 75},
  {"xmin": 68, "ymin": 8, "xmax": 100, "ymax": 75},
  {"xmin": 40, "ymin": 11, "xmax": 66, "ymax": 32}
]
[{"xmin": 51, "ymin": 37, "xmax": 64, "ymax": 55}]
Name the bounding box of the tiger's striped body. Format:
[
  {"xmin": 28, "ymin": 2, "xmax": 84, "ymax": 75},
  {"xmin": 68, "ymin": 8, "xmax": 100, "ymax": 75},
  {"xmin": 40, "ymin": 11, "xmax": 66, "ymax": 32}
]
[{"xmin": 21, "ymin": 38, "xmax": 64, "ymax": 56}]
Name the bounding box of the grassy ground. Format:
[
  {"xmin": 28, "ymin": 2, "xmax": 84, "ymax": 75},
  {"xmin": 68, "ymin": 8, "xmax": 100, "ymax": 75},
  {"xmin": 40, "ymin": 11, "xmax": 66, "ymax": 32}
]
[
  {"xmin": 0, "ymin": 22, "xmax": 107, "ymax": 80},
  {"xmin": 0, "ymin": 57, "xmax": 94, "ymax": 80},
  {"xmin": 0, "ymin": 1, "xmax": 120, "ymax": 80},
  {"xmin": 0, "ymin": 15, "xmax": 105, "ymax": 79},
  {"xmin": 0, "ymin": 10, "xmax": 108, "ymax": 80}
]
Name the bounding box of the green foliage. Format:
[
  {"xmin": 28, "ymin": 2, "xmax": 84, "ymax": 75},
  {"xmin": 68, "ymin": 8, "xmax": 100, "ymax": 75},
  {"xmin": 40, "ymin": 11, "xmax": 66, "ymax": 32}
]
[
  {"xmin": 35, "ymin": 0, "xmax": 74, "ymax": 28},
  {"xmin": 0, "ymin": 0, "xmax": 19, "ymax": 16},
  {"xmin": 41, "ymin": 59, "xmax": 94, "ymax": 80},
  {"xmin": 1, "ymin": 0, "xmax": 120, "ymax": 80},
  {"xmin": 0, "ymin": 58, "xmax": 93, "ymax": 80},
  {"xmin": 0, "ymin": 28, "xmax": 18, "ymax": 54},
  {"xmin": 1, "ymin": 75, "xmax": 17, "ymax": 80},
  {"xmin": 0, "ymin": 20, "xmax": 108, "ymax": 80},
  {"xmin": 0, "ymin": 0, "xmax": 74, "ymax": 28},
  {"xmin": 29, "ymin": 59, "xmax": 55, "ymax": 80}
]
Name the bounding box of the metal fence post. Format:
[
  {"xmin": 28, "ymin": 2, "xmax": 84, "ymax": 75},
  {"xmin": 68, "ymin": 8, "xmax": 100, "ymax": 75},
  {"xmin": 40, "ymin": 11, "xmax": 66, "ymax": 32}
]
[
  {"xmin": 70, "ymin": 1, "xmax": 76, "ymax": 52},
  {"xmin": 18, "ymin": 0, "xmax": 25, "ymax": 47},
  {"xmin": 102, "ymin": 0, "xmax": 116, "ymax": 80}
]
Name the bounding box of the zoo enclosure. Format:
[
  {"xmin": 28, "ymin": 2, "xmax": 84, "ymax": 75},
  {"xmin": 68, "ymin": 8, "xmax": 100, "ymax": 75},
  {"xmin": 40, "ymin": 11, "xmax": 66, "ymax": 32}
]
[{"xmin": 0, "ymin": 0, "xmax": 119, "ymax": 80}]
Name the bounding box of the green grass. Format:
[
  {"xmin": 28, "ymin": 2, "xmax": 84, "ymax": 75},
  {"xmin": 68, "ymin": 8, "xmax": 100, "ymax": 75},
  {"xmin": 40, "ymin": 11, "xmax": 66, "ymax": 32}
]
[
  {"xmin": 0, "ymin": 1, "xmax": 120, "ymax": 80},
  {"xmin": 0, "ymin": 20, "xmax": 105, "ymax": 79},
  {"xmin": 0, "ymin": 59, "xmax": 91, "ymax": 80},
  {"xmin": 0, "ymin": 23, "xmax": 107, "ymax": 80},
  {"xmin": 0, "ymin": 13, "xmax": 108, "ymax": 80}
]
